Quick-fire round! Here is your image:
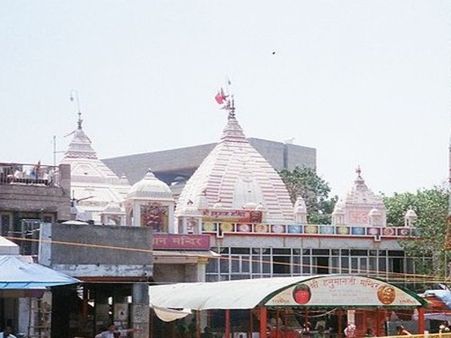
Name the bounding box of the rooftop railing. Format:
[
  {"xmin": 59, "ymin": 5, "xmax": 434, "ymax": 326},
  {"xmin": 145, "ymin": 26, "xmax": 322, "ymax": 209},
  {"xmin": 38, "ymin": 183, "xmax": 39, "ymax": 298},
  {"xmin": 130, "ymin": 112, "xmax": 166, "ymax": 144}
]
[
  {"xmin": 0, "ymin": 162, "xmax": 59, "ymax": 187},
  {"xmin": 202, "ymin": 222, "xmax": 417, "ymax": 239}
]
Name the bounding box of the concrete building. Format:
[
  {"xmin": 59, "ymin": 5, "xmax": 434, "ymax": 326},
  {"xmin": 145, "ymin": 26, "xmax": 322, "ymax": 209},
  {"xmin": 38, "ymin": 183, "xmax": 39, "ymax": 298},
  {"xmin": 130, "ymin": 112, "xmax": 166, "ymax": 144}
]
[
  {"xmin": 103, "ymin": 138, "xmax": 316, "ymax": 187},
  {"xmin": 39, "ymin": 222, "xmax": 153, "ymax": 338},
  {"xmin": 0, "ymin": 162, "xmax": 71, "ymax": 254}
]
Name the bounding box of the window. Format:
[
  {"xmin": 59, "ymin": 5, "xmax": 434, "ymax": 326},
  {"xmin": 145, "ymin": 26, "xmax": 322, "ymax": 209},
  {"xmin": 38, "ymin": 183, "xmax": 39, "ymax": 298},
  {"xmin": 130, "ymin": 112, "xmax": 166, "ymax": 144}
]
[{"xmin": 273, "ymin": 255, "xmax": 291, "ymax": 274}]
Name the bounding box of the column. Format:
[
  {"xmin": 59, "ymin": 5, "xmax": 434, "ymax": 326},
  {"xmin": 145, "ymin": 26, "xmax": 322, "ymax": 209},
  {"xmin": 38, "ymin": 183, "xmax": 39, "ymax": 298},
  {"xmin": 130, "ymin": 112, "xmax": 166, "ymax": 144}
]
[
  {"xmin": 132, "ymin": 283, "xmax": 150, "ymax": 338},
  {"xmin": 418, "ymin": 307, "xmax": 425, "ymax": 334},
  {"xmin": 259, "ymin": 306, "xmax": 267, "ymax": 338},
  {"xmin": 225, "ymin": 309, "xmax": 231, "ymax": 338}
]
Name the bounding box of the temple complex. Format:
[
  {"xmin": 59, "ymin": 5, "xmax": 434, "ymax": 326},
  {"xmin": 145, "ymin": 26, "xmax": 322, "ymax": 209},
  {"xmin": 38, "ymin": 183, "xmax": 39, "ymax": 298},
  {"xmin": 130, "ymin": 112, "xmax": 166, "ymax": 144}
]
[{"xmin": 170, "ymin": 98, "xmax": 418, "ymax": 283}]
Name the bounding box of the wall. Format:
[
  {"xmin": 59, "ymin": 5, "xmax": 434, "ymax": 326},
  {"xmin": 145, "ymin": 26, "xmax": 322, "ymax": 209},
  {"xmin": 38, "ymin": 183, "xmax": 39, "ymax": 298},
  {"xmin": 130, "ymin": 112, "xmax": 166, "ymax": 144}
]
[{"xmin": 39, "ymin": 223, "xmax": 153, "ymax": 278}]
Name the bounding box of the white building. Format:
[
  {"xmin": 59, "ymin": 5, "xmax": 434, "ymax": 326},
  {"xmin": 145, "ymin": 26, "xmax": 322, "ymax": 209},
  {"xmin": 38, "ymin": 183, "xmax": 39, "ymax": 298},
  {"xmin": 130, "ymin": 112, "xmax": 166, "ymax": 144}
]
[
  {"xmin": 61, "ymin": 118, "xmax": 130, "ymax": 223},
  {"xmin": 172, "ymin": 107, "xmax": 418, "ymax": 283}
]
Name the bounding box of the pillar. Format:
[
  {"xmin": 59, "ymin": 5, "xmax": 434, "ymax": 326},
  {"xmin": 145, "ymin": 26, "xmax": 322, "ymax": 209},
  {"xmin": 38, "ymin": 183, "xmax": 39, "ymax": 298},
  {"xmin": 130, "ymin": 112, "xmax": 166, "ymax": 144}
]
[
  {"xmin": 95, "ymin": 287, "xmax": 110, "ymax": 333},
  {"xmin": 418, "ymin": 307, "xmax": 425, "ymax": 334},
  {"xmin": 337, "ymin": 309, "xmax": 343, "ymax": 338},
  {"xmin": 259, "ymin": 307, "xmax": 267, "ymax": 338},
  {"xmin": 225, "ymin": 309, "xmax": 231, "ymax": 338},
  {"xmin": 196, "ymin": 310, "xmax": 201, "ymax": 338},
  {"xmin": 375, "ymin": 308, "xmax": 381, "ymax": 337},
  {"xmin": 132, "ymin": 283, "xmax": 150, "ymax": 338}
]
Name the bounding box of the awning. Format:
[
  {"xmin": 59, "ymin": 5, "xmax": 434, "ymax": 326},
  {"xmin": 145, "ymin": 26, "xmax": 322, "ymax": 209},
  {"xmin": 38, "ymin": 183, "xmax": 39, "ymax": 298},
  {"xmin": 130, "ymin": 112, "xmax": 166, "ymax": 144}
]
[
  {"xmin": 153, "ymin": 306, "xmax": 192, "ymax": 322},
  {"xmin": 0, "ymin": 236, "xmax": 19, "ymax": 255},
  {"xmin": 0, "ymin": 255, "xmax": 80, "ymax": 289},
  {"xmin": 149, "ymin": 275, "xmax": 426, "ymax": 311}
]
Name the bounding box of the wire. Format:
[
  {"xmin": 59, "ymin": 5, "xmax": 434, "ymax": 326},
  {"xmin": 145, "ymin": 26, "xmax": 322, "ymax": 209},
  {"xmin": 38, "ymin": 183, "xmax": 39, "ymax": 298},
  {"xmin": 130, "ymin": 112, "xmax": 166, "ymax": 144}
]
[{"xmin": 4, "ymin": 235, "xmax": 447, "ymax": 284}]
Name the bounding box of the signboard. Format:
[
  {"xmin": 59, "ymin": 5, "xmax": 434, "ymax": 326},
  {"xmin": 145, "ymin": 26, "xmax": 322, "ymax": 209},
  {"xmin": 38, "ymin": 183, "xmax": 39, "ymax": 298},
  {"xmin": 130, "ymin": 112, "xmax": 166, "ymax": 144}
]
[
  {"xmin": 202, "ymin": 209, "xmax": 262, "ymax": 223},
  {"xmin": 153, "ymin": 234, "xmax": 210, "ymax": 251},
  {"xmin": 265, "ymin": 276, "xmax": 421, "ymax": 307}
]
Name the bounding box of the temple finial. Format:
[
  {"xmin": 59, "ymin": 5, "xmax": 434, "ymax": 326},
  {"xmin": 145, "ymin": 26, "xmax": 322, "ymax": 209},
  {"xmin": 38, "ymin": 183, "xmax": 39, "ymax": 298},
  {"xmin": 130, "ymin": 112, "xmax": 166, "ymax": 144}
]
[
  {"xmin": 70, "ymin": 90, "xmax": 82, "ymax": 129},
  {"xmin": 214, "ymin": 78, "xmax": 236, "ymax": 119},
  {"xmin": 355, "ymin": 165, "xmax": 362, "ymax": 178}
]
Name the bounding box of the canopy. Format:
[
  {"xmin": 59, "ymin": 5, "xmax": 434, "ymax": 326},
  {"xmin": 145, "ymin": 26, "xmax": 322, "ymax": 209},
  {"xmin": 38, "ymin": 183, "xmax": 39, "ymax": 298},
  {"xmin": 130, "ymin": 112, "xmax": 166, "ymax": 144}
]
[
  {"xmin": 0, "ymin": 255, "xmax": 80, "ymax": 289},
  {"xmin": 149, "ymin": 275, "xmax": 426, "ymax": 311}
]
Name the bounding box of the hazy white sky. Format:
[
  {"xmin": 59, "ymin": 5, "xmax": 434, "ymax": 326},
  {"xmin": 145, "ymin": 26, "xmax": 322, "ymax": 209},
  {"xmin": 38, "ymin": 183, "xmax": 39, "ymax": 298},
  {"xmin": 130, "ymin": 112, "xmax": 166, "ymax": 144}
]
[{"xmin": 1, "ymin": 1, "xmax": 450, "ymax": 196}]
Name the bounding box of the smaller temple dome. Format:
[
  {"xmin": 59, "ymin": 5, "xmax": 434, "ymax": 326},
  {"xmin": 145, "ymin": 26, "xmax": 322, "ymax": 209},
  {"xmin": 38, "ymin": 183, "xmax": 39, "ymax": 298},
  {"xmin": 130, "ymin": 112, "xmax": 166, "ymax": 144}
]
[
  {"xmin": 213, "ymin": 199, "xmax": 223, "ymax": 209},
  {"xmin": 255, "ymin": 202, "xmax": 265, "ymax": 211},
  {"xmin": 102, "ymin": 201, "xmax": 123, "ymax": 213},
  {"xmin": 128, "ymin": 169, "xmax": 173, "ymax": 200},
  {"xmin": 194, "ymin": 190, "xmax": 209, "ymax": 210},
  {"xmin": 332, "ymin": 202, "xmax": 345, "ymax": 215},
  {"xmin": 404, "ymin": 208, "xmax": 418, "ymax": 227},
  {"xmin": 293, "ymin": 196, "xmax": 307, "ymax": 214},
  {"xmin": 243, "ymin": 202, "xmax": 258, "ymax": 210},
  {"xmin": 368, "ymin": 208, "xmax": 381, "ymax": 217}
]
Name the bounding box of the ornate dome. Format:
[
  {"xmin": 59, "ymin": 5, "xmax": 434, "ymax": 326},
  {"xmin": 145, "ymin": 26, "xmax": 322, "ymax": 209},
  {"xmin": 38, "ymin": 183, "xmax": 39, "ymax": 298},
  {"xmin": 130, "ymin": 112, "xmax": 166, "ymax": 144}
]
[
  {"xmin": 61, "ymin": 119, "xmax": 130, "ymax": 223},
  {"xmin": 128, "ymin": 169, "xmax": 174, "ymax": 200},
  {"xmin": 343, "ymin": 167, "xmax": 384, "ymax": 207},
  {"xmin": 368, "ymin": 208, "xmax": 381, "ymax": 217},
  {"xmin": 294, "ymin": 196, "xmax": 307, "ymax": 214},
  {"xmin": 340, "ymin": 167, "xmax": 386, "ymax": 226},
  {"xmin": 102, "ymin": 201, "xmax": 123, "ymax": 214},
  {"xmin": 175, "ymin": 111, "xmax": 293, "ymax": 223}
]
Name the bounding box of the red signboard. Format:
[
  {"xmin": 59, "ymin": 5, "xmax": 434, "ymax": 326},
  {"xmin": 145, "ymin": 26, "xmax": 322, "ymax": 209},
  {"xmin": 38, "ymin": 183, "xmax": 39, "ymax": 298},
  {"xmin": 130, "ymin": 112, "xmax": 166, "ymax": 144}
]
[
  {"xmin": 201, "ymin": 209, "xmax": 262, "ymax": 223},
  {"xmin": 153, "ymin": 234, "xmax": 210, "ymax": 251}
]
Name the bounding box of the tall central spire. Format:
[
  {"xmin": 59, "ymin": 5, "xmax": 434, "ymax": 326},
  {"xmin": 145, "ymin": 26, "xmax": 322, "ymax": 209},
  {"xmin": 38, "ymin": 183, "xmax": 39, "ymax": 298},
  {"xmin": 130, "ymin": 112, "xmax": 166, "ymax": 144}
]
[
  {"xmin": 70, "ymin": 90, "xmax": 83, "ymax": 130},
  {"xmin": 64, "ymin": 91, "xmax": 97, "ymax": 159},
  {"xmin": 214, "ymin": 82, "xmax": 246, "ymax": 143}
]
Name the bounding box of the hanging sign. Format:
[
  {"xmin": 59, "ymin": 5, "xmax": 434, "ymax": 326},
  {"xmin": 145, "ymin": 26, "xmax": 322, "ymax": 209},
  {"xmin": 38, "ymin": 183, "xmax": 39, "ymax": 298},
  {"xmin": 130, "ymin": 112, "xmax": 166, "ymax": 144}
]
[{"xmin": 265, "ymin": 276, "xmax": 421, "ymax": 307}]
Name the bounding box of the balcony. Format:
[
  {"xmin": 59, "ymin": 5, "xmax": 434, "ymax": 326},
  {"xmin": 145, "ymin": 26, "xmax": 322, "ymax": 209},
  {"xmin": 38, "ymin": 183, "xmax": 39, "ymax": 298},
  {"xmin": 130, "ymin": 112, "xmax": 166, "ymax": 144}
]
[{"xmin": 0, "ymin": 162, "xmax": 59, "ymax": 186}]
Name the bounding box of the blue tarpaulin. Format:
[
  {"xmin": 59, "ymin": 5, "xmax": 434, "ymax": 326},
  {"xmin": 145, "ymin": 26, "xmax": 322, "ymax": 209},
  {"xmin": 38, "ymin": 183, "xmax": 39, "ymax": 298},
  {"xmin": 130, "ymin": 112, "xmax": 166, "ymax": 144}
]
[{"xmin": 0, "ymin": 255, "xmax": 79, "ymax": 289}]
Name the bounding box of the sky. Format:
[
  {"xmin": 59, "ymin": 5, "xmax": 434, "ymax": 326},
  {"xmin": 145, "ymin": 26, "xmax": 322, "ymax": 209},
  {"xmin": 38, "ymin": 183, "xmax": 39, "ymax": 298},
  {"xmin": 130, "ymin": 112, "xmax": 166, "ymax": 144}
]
[{"xmin": 1, "ymin": 0, "xmax": 450, "ymax": 196}]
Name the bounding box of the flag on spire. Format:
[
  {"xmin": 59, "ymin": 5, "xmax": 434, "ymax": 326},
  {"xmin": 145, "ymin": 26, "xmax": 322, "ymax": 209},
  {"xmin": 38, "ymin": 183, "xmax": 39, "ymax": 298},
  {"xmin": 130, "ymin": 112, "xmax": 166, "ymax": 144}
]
[{"xmin": 214, "ymin": 88, "xmax": 227, "ymax": 105}]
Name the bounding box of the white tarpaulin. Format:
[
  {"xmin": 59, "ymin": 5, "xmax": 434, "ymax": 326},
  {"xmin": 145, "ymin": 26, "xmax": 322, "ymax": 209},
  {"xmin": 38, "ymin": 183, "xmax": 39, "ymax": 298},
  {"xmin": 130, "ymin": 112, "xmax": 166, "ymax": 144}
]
[
  {"xmin": 0, "ymin": 255, "xmax": 80, "ymax": 289},
  {"xmin": 153, "ymin": 306, "xmax": 192, "ymax": 322},
  {"xmin": 150, "ymin": 276, "xmax": 311, "ymax": 310},
  {"xmin": 149, "ymin": 275, "xmax": 425, "ymax": 311}
]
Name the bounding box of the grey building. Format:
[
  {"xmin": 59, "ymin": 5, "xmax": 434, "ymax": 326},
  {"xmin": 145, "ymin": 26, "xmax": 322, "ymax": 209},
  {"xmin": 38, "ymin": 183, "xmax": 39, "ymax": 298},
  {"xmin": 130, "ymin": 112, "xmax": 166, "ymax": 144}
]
[{"xmin": 102, "ymin": 138, "xmax": 316, "ymax": 186}]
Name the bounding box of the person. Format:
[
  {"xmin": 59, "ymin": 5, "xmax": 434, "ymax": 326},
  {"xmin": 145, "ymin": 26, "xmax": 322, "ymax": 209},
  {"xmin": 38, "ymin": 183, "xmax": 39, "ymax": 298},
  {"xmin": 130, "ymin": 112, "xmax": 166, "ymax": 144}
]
[
  {"xmin": 344, "ymin": 323, "xmax": 356, "ymax": 338},
  {"xmin": 439, "ymin": 321, "xmax": 450, "ymax": 333},
  {"xmin": 0, "ymin": 326, "xmax": 17, "ymax": 338},
  {"xmin": 396, "ymin": 325, "xmax": 412, "ymax": 336},
  {"xmin": 314, "ymin": 325, "xmax": 327, "ymax": 338},
  {"xmin": 365, "ymin": 328, "xmax": 375, "ymax": 337},
  {"xmin": 94, "ymin": 323, "xmax": 139, "ymax": 338},
  {"xmin": 201, "ymin": 327, "xmax": 214, "ymax": 338}
]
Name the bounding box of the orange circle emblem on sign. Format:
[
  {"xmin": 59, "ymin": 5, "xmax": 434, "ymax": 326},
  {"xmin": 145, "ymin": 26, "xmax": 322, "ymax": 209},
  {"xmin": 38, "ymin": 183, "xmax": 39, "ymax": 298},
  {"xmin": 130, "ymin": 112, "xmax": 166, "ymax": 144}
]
[
  {"xmin": 292, "ymin": 284, "xmax": 312, "ymax": 305},
  {"xmin": 377, "ymin": 285, "xmax": 396, "ymax": 305}
]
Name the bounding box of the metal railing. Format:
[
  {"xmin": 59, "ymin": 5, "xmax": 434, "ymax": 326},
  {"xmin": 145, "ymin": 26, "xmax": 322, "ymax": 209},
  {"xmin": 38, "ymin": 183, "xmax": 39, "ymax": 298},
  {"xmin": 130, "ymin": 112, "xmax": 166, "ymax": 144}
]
[{"xmin": 0, "ymin": 162, "xmax": 59, "ymax": 186}]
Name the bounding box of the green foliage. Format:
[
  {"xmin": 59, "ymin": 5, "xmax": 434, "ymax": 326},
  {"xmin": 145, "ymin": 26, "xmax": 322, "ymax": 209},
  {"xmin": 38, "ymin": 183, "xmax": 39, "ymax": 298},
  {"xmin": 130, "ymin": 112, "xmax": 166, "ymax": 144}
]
[
  {"xmin": 278, "ymin": 166, "xmax": 337, "ymax": 224},
  {"xmin": 383, "ymin": 186, "xmax": 450, "ymax": 276}
]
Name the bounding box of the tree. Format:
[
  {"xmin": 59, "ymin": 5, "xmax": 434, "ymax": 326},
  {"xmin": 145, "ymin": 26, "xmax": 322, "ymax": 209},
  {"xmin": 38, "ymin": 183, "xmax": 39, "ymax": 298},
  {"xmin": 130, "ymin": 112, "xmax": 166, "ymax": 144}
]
[
  {"xmin": 278, "ymin": 166, "xmax": 337, "ymax": 224},
  {"xmin": 383, "ymin": 186, "xmax": 450, "ymax": 278}
]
